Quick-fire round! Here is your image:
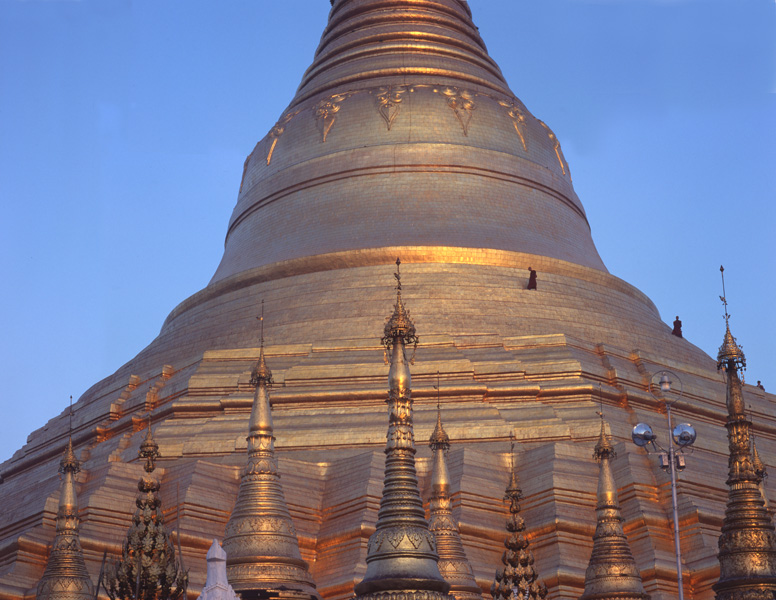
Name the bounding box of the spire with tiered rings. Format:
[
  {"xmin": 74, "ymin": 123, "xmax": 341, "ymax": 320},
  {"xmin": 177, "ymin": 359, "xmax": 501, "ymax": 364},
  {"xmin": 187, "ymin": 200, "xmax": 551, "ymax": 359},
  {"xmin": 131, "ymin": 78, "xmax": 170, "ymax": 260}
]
[
  {"xmin": 713, "ymin": 266, "xmax": 776, "ymax": 600},
  {"xmin": 36, "ymin": 400, "xmax": 94, "ymax": 600},
  {"xmin": 106, "ymin": 421, "xmax": 188, "ymax": 600},
  {"xmin": 428, "ymin": 374, "xmax": 482, "ymax": 600},
  {"xmin": 579, "ymin": 414, "xmax": 648, "ymax": 600},
  {"xmin": 491, "ymin": 438, "xmax": 547, "ymax": 600},
  {"xmin": 354, "ymin": 259, "xmax": 451, "ymax": 600},
  {"xmin": 223, "ymin": 302, "xmax": 319, "ymax": 599}
]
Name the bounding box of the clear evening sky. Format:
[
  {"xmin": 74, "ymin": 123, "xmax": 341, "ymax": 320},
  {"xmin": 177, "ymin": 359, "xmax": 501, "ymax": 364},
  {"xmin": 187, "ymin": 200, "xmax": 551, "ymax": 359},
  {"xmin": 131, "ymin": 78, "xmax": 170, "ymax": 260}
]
[{"xmin": 1, "ymin": 1, "xmax": 774, "ymax": 463}]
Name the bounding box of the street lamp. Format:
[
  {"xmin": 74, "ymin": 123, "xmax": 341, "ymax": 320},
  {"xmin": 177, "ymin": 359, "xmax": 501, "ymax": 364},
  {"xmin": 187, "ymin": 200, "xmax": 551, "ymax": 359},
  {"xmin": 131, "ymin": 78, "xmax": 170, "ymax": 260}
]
[{"xmin": 632, "ymin": 370, "xmax": 696, "ymax": 600}]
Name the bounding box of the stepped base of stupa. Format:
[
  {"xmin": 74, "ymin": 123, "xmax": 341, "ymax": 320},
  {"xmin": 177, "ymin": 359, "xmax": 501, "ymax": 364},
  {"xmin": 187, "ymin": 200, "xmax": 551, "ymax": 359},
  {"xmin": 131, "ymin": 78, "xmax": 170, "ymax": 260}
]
[{"xmin": 2, "ymin": 253, "xmax": 772, "ymax": 600}]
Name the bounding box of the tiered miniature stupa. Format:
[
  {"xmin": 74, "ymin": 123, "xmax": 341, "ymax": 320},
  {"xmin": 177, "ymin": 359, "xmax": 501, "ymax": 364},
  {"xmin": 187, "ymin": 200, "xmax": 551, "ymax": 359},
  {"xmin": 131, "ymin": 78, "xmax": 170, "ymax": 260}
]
[{"xmin": 35, "ymin": 436, "xmax": 93, "ymax": 600}]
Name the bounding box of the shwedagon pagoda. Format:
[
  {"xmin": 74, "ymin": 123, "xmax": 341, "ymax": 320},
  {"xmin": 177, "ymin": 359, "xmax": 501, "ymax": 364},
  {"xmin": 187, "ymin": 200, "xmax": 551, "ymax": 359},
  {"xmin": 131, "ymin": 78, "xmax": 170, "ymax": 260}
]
[{"xmin": 2, "ymin": 1, "xmax": 774, "ymax": 600}]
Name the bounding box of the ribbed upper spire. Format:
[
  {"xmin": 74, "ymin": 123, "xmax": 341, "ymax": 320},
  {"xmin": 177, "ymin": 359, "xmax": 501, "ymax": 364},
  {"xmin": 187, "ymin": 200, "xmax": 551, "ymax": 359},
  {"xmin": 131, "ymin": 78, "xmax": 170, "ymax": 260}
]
[
  {"xmin": 713, "ymin": 325, "xmax": 776, "ymax": 600},
  {"xmin": 223, "ymin": 334, "xmax": 318, "ymax": 598},
  {"xmin": 293, "ymin": 0, "xmax": 510, "ymax": 105},
  {"xmin": 354, "ymin": 263, "xmax": 450, "ymax": 600},
  {"xmin": 428, "ymin": 407, "xmax": 481, "ymax": 600},
  {"xmin": 210, "ymin": 0, "xmax": 606, "ymax": 285},
  {"xmin": 579, "ymin": 419, "xmax": 648, "ymax": 600},
  {"xmin": 36, "ymin": 438, "xmax": 94, "ymax": 600}
]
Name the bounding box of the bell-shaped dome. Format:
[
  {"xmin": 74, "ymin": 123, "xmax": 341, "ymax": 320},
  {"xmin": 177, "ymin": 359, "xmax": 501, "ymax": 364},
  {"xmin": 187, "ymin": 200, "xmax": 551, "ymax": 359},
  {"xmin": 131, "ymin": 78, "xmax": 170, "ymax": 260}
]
[{"xmin": 211, "ymin": 0, "xmax": 605, "ymax": 283}]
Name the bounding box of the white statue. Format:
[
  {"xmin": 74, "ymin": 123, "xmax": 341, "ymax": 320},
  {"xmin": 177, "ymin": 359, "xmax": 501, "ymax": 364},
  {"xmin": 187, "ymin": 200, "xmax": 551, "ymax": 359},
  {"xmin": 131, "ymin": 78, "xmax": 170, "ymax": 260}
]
[{"xmin": 200, "ymin": 540, "xmax": 240, "ymax": 600}]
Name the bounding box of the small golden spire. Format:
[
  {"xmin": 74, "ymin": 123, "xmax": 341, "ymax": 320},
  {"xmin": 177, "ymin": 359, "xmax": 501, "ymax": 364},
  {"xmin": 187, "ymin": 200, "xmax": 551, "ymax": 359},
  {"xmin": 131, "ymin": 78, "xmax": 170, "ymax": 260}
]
[
  {"xmin": 106, "ymin": 422, "xmax": 188, "ymax": 600},
  {"xmin": 355, "ymin": 264, "xmax": 450, "ymax": 600},
  {"xmin": 713, "ymin": 277, "xmax": 776, "ymax": 599},
  {"xmin": 491, "ymin": 440, "xmax": 547, "ymax": 600},
  {"xmin": 428, "ymin": 380, "xmax": 482, "ymax": 600},
  {"xmin": 579, "ymin": 415, "xmax": 649, "ymax": 600},
  {"xmin": 36, "ymin": 413, "xmax": 94, "ymax": 600},
  {"xmin": 223, "ymin": 307, "xmax": 318, "ymax": 599}
]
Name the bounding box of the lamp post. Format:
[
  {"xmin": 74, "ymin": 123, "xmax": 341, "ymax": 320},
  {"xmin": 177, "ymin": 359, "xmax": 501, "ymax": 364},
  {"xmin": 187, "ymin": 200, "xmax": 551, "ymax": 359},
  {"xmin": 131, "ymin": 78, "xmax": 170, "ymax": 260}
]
[{"xmin": 632, "ymin": 370, "xmax": 697, "ymax": 600}]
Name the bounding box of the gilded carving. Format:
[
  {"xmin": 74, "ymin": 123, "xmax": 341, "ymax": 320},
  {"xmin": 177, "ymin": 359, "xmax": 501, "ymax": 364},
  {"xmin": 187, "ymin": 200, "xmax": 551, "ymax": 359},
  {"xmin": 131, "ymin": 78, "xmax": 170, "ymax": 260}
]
[
  {"xmin": 435, "ymin": 87, "xmax": 475, "ymax": 136},
  {"xmin": 497, "ymin": 99, "xmax": 528, "ymax": 151},
  {"xmin": 313, "ymin": 93, "xmax": 351, "ymax": 143},
  {"xmin": 266, "ymin": 110, "xmax": 301, "ymax": 166},
  {"xmin": 538, "ymin": 120, "xmax": 569, "ymax": 177},
  {"xmin": 375, "ymin": 86, "xmax": 408, "ymax": 131}
]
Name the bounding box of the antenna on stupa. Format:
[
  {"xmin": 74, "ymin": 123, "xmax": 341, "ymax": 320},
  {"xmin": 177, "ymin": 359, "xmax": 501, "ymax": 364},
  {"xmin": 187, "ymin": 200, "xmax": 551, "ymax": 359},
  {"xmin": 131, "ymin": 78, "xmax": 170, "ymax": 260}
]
[
  {"xmin": 435, "ymin": 371, "xmax": 441, "ymax": 413},
  {"xmin": 394, "ymin": 257, "xmax": 402, "ymax": 291},
  {"xmin": 68, "ymin": 395, "xmax": 73, "ymax": 439},
  {"xmin": 257, "ymin": 299, "xmax": 265, "ymax": 348},
  {"xmin": 720, "ymin": 265, "xmax": 730, "ymax": 326}
]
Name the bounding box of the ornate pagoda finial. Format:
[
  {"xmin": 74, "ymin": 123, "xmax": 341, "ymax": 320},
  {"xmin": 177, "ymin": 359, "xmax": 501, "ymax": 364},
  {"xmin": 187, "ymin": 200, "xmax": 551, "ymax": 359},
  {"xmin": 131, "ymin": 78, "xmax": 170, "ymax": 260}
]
[
  {"xmin": 383, "ymin": 258, "xmax": 418, "ymax": 364},
  {"xmin": 428, "ymin": 378, "xmax": 481, "ymax": 600},
  {"xmin": 430, "ymin": 373, "xmax": 450, "ymax": 452},
  {"xmin": 491, "ymin": 441, "xmax": 547, "ymax": 600},
  {"xmin": 251, "ymin": 300, "xmax": 273, "ymax": 385},
  {"xmin": 354, "ymin": 265, "xmax": 450, "ymax": 600},
  {"xmin": 717, "ymin": 266, "xmax": 746, "ymax": 374},
  {"xmin": 36, "ymin": 407, "xmax": 94, "ymax": 600},
  {"xmin": 580, "ymin": 414, "xmax": 649, "ymax": 600},
  {"xmin": 223, "ymin": 312, "xmax": 318, "ymax": 599},
  {"xmin": 713, "ymin": 313, "xmax": 776, "ymax": 599},
  {"xmin": 106, "ymin": 423, "xmax": 188, "ymax": 600}
]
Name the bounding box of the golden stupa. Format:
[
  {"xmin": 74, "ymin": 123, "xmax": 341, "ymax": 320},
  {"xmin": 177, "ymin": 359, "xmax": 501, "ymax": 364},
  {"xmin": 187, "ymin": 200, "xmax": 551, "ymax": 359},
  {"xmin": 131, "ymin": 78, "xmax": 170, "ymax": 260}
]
[{"xmin": 1, "ymin": 2, "xmax": 773, "ymax": 600}]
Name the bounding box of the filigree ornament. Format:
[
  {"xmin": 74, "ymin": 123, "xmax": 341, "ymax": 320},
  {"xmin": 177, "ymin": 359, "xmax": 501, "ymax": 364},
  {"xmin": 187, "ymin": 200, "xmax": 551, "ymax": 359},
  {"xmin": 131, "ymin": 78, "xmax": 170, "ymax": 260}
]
[
  {"xmin": 265, "ymin": 110, "xmax": 301, "ymax": 166},
  {"xmin": 313, "ymin": 93, "xmax": 350, "ymax": 142},
  {"xmin": 374, "ymin": 86, "xmax": 407, "ymax": 131},
  {"xmin": 435, "ymin": 87, "xmax": 476, "ymax": 136},
  {"xmin": 497, "ymin": 99, "xmax": 529, "ymax": 151},
  {"xmin": 538, "ymin": 120, "xmax": 570, "ymax": 177}
]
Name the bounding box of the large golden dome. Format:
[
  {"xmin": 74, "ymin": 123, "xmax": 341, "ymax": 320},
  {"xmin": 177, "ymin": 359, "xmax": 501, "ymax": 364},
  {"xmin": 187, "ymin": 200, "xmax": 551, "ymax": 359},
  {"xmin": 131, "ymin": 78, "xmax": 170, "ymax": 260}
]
[
  {"xmin": 215, "ymin": 0, "xmax": 603, "ymax": 282},
  {"xmin": 2, "ymin": 2, "xmax": 756, "ymax": 600}
]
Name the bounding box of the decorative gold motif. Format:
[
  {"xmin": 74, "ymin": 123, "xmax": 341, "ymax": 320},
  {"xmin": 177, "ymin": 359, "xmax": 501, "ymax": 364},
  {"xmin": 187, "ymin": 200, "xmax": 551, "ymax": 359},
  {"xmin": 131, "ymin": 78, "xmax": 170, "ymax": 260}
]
[
  {"xmin": 266, "ymin": 110, "xmax": 301, "ymax": 166},
  {"xmin": 313, "ymin": 94, "xmax": 351, "ymax": 143},
  {"xmin": 355, "ymin": 262, "xmax": 450, "ymax": 600},
  {"xmin": 491, "ymin": 444, "xmax": 547, "ymax": 600},
  {"xmin": 223, "ymin": 317, "xmax": 318, "ymax": 598},
  {"xmin": 713, "ymin": 322, "xmax": 776, "ymax": 600},
  {"xmin": 428, "ymin": 395, "xmax": 482, "ymax": 600},
  {"xmin": 105, "ymin": 424, "xmax": 188, "ymax": 600},
  {"xmin": 497, "ymin": 99, "xmax": 528, "ymax": 151},
  {"xmin": 579, "ymin": 417, "xmax": 649, "ymax": 600},
  {"xmin": 375, "ymin": 86, "xmax": 408, "ymax": 131},
  {"xmin": 435, "ymin": 88, "xmax": 475, "ymax": 136},
  {"xmin": 36, "ymin": 438, "xmax": 94, "ymax": 600},
  {"xmin": 538, "ymin": 120, "xmax": 569, "ymax": 177}
]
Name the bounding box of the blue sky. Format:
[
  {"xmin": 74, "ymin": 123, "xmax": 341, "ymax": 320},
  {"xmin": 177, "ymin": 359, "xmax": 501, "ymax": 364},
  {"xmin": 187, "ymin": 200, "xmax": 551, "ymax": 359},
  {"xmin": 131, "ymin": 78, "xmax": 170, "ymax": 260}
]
[{"xmin": 1, "ymin": 0, "xmax": 774, "ymax": 463}]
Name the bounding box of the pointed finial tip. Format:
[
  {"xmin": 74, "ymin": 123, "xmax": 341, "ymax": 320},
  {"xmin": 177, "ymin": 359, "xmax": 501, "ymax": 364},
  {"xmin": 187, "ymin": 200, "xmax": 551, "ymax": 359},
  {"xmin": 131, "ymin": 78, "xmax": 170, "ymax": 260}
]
[{"xmin": 594, "ymin": 417, "xmax": 615, "ymax": 461}]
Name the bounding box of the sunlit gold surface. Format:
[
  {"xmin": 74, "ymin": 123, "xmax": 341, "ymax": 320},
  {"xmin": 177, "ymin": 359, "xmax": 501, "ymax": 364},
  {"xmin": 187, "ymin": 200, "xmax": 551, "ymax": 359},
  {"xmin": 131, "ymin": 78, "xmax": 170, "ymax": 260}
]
[
  {"xmin": 712, "ymin": 334, "xmax": 776, "ymax": 600},
  {"xmin": 35, "ymin": 439, "xmax": 93, "ymax": 600},
  {"xmin": 578, "ymin": 420, "xmax": 648, "ymax": 600},
  {"xmin": 1, "ymin": 2, "xmax": 774, "ymax": 600},
  {"xmin": 223, "ymin": 347, "xmax": 319, "ymax": 598}
]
